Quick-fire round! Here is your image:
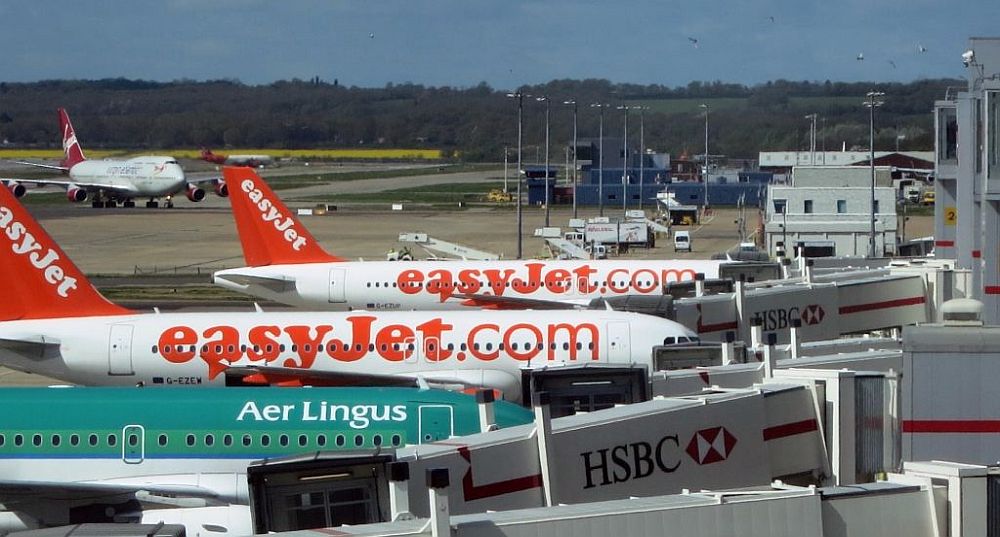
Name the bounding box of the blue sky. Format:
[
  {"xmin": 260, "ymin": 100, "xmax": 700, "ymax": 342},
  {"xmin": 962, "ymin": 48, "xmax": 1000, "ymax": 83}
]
[{"xmin": 1, "ymin": 0, "xmax": 996, "ymax": 89}]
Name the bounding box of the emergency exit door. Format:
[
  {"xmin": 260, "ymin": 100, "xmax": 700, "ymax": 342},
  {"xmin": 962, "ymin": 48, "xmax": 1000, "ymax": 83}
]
[
  {"xmin": 418, "ymin": 405, "xmax": 454, "ymax": 443},
  {"xmin": 329, "ymin": 268, "xmax": 346, "ymax": 303},
  {"xmin": 108, "ymin": 324, "xmax": 135, "ymax": 375}
]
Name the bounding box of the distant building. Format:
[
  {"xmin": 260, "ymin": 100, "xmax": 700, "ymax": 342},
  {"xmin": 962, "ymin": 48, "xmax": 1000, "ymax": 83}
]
[
  {"xmin": 764, "ymin": 166, "xmax": 897, "ymax": 257},
  {"xmin": 759, "ymin": 151, "xmax": 933, "ymax": 175}
]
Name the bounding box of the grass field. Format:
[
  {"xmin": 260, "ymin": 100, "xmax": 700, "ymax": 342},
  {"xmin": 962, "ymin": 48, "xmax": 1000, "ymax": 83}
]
[
  {"xmin": 265, "ymin": 164, "xmax": 500, "ymax": 191},
  {"xmin": 302, "ymin": 181, "xmax": 507, "ymax": 204}
]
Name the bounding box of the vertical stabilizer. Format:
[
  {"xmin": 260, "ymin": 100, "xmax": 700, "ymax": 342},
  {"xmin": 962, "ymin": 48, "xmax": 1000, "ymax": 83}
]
[
  {"xmin": 57, "ymin": 108, "xmax": 87, "ymax": 169},
  {"xmin": 223, "ymin": 167, "xmax": 342, "ymax": 266},
  {"xmin": 0, "ymin": 186, "xmax": 131, "ymax": 321}
]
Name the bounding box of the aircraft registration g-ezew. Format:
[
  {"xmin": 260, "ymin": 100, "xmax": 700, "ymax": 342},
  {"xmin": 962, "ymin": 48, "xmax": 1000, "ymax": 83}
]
[
  {"xmin": 0, "ymin": 386, "xmax": 532, "ymax": 534},
  {"xmin": 1, "ymin": 108, "xmax": 226, "ymax": 208},
  {"xmin": 212, "ymin": 167, "xmax": 728, "ymax": 311},
  {"xmin": 0, "ymin": 181, "xmax": 696, "ymax": 399}
]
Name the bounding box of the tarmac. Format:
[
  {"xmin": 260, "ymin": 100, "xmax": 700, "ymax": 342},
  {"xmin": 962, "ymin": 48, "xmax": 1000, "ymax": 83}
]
[{"xmin": 0, "ymin": 162, "xmax": 934, "ymax": 386}]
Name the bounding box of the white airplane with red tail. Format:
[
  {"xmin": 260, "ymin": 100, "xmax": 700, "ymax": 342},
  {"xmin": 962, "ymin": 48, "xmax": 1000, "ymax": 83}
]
[
  {"xmin": 0, "ymin": 183, "xmax": 695, "ymax": 400},
  {"xmin": 213, "ymin": 167, "xmax": 727, "ymax": 311},
  {"xmin": 2, "ymin": 108, "xmax": 226, "ymax": 208}
]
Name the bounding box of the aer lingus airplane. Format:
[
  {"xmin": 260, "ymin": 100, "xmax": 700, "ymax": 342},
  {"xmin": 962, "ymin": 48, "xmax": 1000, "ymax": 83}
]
[
  {"xmin": 2, "ymin": 108, "xmax": 226, "ymax": 208},
  {"xmin": 0, "ymin": 178, "xmax": 694, "ymax": 399},
  {"xmin": 0, "ymin": 386, "xmax": 532, "ymax": 534},
  {"xmin": 212, "ymin": 167, "xmax": 728, "ymax": 311}
]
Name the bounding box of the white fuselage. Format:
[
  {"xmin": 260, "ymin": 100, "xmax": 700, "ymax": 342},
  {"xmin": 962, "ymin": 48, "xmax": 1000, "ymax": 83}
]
[
  {"xmin": 0, "ymin": 310, "xmax": 690, "ymax": 398},
  {"xmin": 214, "ymin": 259, "xmax": 725, "ymax": 310},
  {"xmin": 69, "ymin": 157, "xmax": 187, "ymax": 197}
]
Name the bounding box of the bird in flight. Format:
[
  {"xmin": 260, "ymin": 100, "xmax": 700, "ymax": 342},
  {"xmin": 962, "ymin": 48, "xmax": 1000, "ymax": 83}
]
[
  {"xmin": 687, "ymin": 37, "xmax": 699, "ymax": 48},
  {"xmin": 917, "ymin": 44, "xmax": 927, "ymax": 53},
  {"xmin": 856, "ymin": 53, "xmax": 864, "ymax": 61},
  {"xmin": 767, "ymin": 15, "xmax": 775, "ymax": 23},
  {"xmin": 888, "ymin": 60, "xmax": 897, "ymax": 69},
  {"xmin": 369, "ymin": 32, "xmax": 375, "ymax": 39}
]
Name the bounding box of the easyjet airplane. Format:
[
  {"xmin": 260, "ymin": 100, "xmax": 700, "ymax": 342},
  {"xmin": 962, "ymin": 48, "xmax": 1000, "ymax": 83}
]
[
  {"xmin": 0, "ymin": 183, "xmax": 696, "ymax": 399},
  {"xmin": 2, "ymin": 108, "xmax": 226, "ymax": 208},
  {"xmin": 0, "ymin": 386, "xmax": 532, "ymax": 534},
  {"xmin": 212, "ymin": 167, "xmax": 728, "ymax": 310}
]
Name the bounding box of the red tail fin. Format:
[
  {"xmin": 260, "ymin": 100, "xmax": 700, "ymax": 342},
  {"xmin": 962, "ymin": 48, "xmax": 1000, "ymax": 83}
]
[
  {"xmin": 200, "ymin": 148, "xmax": 225, "ymax": 164},
  {"xmin": 0, "ymin": 186, "xmax": 131, "ymax": 321},
  {"xmin": 58, "ymin": 108, "xmax": 86, "ymax": 168},
  {"xmin": 223, "ymin": 167, "xmax": 342, "ymax": 266}
]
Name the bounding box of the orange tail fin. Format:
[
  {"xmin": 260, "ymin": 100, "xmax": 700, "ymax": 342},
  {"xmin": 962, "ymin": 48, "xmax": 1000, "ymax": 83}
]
[
  {"xmin": 0, "ymin": 186, "xmax": 131, "ymax": 321},
  {"xmin": 57, "ymin": 108, "xmax": 86, "ymax": 168},
  {"xmin": 223, "ymin": 167, "xmax": 342, "ymax": 266}
]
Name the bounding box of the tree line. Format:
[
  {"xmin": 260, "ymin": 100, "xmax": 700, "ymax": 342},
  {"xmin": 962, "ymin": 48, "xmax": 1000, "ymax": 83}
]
[{"xmin": 0, "ymin": 77, "xmax": 962, "ymax": 162}]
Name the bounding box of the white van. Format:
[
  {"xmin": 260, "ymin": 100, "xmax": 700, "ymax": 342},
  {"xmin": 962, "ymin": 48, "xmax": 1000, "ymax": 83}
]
[{"xmin": 673, "ymin": 231, "xmax": 691, "ymax": 252}]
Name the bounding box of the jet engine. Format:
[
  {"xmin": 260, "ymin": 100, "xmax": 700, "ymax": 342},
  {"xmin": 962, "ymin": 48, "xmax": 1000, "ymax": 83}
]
[
  {"xmin": 5, "ymin": 181, "xmax": 26, "ymax": 198},
  {"xmin": 214, "ymin": 181, "xmax": 229, "ymax": 197},
  {"xmin": 186, "ymin": 184, "xmax": 206, "ymax": 202},
  {"xmin": 66, "ymin": 187, "xmax": 88, "ymax": 202}
]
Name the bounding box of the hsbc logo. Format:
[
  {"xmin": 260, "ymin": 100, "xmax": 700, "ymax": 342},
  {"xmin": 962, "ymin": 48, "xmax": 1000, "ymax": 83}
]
[
  {"xmin": 685, "ymin": 426, "xmax": 738, "ymax": 465},
  {"xmin": 801, "ymin": 304, "xmax": 824, "ymax": 325},
  {"xmin": 754, "ymin": 304, "xmax": 826, "ymax": 331},
  {"xmin": 580, "ymin": 426, "xmax": 739, "ymax": 488}
]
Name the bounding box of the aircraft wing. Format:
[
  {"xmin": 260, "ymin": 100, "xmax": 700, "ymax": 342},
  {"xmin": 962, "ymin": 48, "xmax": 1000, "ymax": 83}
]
[
  {"xmin": 0, "ymin": 479, "xmax": 219, "ymax": 506},
  {"xmin": 10, "ymin": 160, "xmax": 69, "ymax": 172},
  {"xmin": 225, "ymin": 365, "xmax": 482, "ymax": 391},
  {"xmin": 1, "ymin": 177, "xmax": 140, "ymax": 196},
  {"xmin": 453, "ymin": 293, "xmax": 583, "ymax": 310},
  {"xmin": 212, "ymin": 272, "xmax": 295, "ymax": 292}
]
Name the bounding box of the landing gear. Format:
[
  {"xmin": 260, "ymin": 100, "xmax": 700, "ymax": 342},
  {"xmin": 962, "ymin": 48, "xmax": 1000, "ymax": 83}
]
[
  {"xmin": 145, "ymin": 200, "xmax": 159, "ymax": 208},
  {"xmin": 165, "ymin": 200, "xmax": 174, "ymax": 208},
  {"xmin": 92, "ymin": 201, "xmax": 103, "ymax": 209},
  {"xmin": 103, "ymin": 200, "xmax": 117, "ymax": 208},
  {"xmin": 123, "ymin": 200, "xmax": 135, "ymax": 208}
]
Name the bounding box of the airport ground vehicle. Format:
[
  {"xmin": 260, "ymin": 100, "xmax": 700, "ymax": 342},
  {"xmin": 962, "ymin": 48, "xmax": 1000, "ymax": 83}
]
[
  {"xmin": 921, "ymin": 191, "xmax": 936, "ymax": 205},
  {"xmin": 673, "ymin": 231, "xmax": 692, "ymax": 252}
]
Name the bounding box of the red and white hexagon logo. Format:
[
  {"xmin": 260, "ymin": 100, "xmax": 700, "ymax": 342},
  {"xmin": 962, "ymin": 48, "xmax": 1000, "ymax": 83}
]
[
  {"xmin": 685, "ymin": 426, "xmax": 738, "ymax": 465},
  {"xmin": 800, "ymin": 304, "xmax": 825, "ymax": 326}
]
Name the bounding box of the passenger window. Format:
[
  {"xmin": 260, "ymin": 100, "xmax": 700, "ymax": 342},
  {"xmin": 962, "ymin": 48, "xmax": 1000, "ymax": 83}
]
[
  {"xmin": 391, "ymin": 434, "xmax": 402, "ymax": 446},
  {"xmin": 51, "ymin": 435, "xmax": 60, "ymax": 447},
  {"xmin": 128, "ymin": 434, "xmax": 139, "ymax": 447},
  {"xmin": 205, "ymin": 435, "xmax": 214, "ymax": 447},
  {"xmin": 224, "ymin": 435, "xmax": 233, "ymax": 447},
  {"xmin": 14, "ymin": 434, "xmax": 23, "ymax": 446},
  {"xmin": 158, "ymin": 434, "xmax": 168, "ymax": 446},
  {"xmin": 317, "ymin": 434, "xmax": 327, "ymax": 447},
  {"xmin": 32, "ymin": 435, "xmax": 41, "ymax": 447},
  {"xmin": 261, "ymin": 435, "xmax": 271, "ymax": 447},
  {"xmin": 186, "ymin": 434, "xmax": 195, "ymax": 447},
  {"xmin": 70, "ymin": 434, "xmax": 79, "ymax": 446},
  {"xmin": 373, "ymin": 434, "xmax": 383, "ymax": 446},
  {"xmin": 335, "ymin": 434, "xmax": 345, "ymax": 447},
  {"xmin": 107, "ymin": 434, "xmax": 116, "ymax": 447},
  {"xmin": 0, "ymin": 434, "xmax": 4, "ymax": 446},
  {"xmin": 89, "ymin": 434, "xmax": 98, "ymax": 447},
  {"xmin": 279, "ymin": 434, "xmax": 289, "ymax": 447},
  {"xmin": 243, "ymin": 434, "xmax": 252, "ymax": 447},
  {"xmin": 354, "ymin": 435, "xmax": 364, "ymax": 447},
  {"xmin": 298, "ymin": 434, "xmax": 308, "ymax": 447}
]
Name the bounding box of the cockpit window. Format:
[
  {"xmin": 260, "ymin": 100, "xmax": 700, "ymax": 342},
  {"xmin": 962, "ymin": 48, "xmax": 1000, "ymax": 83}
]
[{"xmin": 166, "ymin": 160, "xmax": 178, "ymax": 165}]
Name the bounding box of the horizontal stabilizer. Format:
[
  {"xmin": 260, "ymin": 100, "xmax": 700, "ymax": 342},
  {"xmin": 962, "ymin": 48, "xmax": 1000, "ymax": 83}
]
[{"xmin": 0, "ymin": 479, "xmax": 219, "ymax": 505}]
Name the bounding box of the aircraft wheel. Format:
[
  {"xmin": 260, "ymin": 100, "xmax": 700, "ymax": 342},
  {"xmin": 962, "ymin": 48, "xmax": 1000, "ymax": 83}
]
[
  {"xmin": 123, "ymin": 200, "xmax": 136, "ymax": 208},
  {"xmin": 166, "ymin": 201, "xmax": 174, "ymax": 208},
  {"xmin": 104, "ymin": 200, "xmax": 117, "ymax": 208},
  {"xmin": 146, "ymin": 201, "xmax": 159, "ymax": 208},
  {"xmin": 92, "ymin": 201, "xmax": 103, "ymax": 209}
]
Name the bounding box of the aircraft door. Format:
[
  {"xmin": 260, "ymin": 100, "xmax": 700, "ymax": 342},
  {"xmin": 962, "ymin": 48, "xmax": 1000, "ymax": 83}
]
[
  {"xmin": 418, "ymin": 405, "xmax": 454, "ymax": 443},
  {"xmin": 329, "ymin": 268, "xmax": 347, "ymax": 303},
  {"xmin": 108, "ymin": 324, "xmax": 135, "ymax": 376},
  {"xmin": 122, "ymin": 425, "xmax": 144, "ymax": 464},
  {"xmin": 606, "ymin": 321, "xmax": 631, "ymax": 363}
]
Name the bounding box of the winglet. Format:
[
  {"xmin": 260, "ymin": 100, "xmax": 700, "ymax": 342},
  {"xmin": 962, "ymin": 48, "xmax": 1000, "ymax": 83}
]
[
  {"xmin": 57, "ymin": 108, "xmax": 86, "ymax": 168},
  {"xmin": 223, "ymin": 167, "xmax": 342, "ymax": 266},
  {"xmin": 0, "ymin": 186, "xmax": 132, "ymax": 321}
]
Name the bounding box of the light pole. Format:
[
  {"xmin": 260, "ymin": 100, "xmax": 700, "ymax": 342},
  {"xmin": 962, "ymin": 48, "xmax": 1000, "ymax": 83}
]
[
  {"xmin": 506, "ymin": 91, "xmax": 529, "ymax": 259},
  {"xmin": 591, "ymin": 103, "xmax": 609, "ymax": 216},
  {"xmin": 564, "ymin": 100, "xmax": 578, "ymax": 218},
  {"xmin": 700, "ymin": 103, "xmax": 709, "ymax": 209},
  {"xmin": 503, "ymin": 145, "xmax": 508, "ymax": 193},
  {"xmin": 617, "ymin": 104, "xmax": 634, "ymax": 214},
  {"xmin": 864, "ymin": 91, "xmax": 885, "ymax": 258},
  {"xmin": 805, "ymin": 113, "xmax": 817, "ymax": 165},
  {"xmin": 637, "ymin": 106, "xmax": 649, "ymax": 211},
  {"xmin": 537, "ymin": 96, "xmax": 551, "ymax": 227}
]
